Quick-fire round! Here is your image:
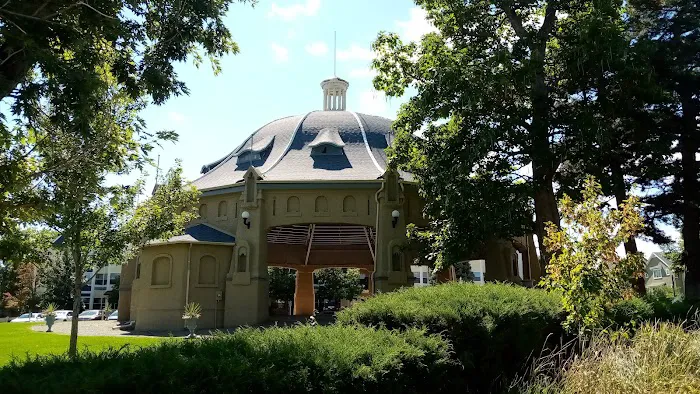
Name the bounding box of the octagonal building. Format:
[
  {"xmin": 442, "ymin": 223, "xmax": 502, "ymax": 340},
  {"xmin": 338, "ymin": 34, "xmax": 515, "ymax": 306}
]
[{"xmin": 119, "ymin": 78, "xmax": 541, "ymax": 331}]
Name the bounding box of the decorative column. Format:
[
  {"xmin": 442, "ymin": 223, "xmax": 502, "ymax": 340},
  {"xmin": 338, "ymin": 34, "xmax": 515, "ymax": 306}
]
[
  {"xmin": 374, "ymin": 169, "xmax": 411, "ymax": 293},
  {"xmin": 224, "ymin": 167, "xmax": 269, "ymax": 327},
  {"xmin": 293, "ymin": 267, "xmax": 315, "ymax": 316}
]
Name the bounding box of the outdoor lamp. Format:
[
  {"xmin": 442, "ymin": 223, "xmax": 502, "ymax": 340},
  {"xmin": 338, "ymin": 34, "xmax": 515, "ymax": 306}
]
[
  {"xmin": 391, "ymin": 210, "xmax": 400, "ymax": 228},
  {"xmin": 241, "ymin": 211, "xmax": 251, "ymax": 229}
]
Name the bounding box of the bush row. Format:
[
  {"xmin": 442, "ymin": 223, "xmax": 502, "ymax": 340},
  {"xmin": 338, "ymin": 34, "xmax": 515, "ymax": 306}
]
[
  {"xmin": 336, "ymin": 282, "xmax": 565, "ymax": 393},
  {"xmin": 610, "ymin": 287, "xmax": 697, "ymax": 327},
  {"xmin": 0, "ymin": 325, "xmax": 460, "ymax": 394}
]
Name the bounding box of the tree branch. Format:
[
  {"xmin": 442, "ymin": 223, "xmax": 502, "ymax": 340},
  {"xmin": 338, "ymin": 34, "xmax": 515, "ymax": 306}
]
[{"xmin": 502, "ymin": 5, "xmax": 528, "ymax": 39}]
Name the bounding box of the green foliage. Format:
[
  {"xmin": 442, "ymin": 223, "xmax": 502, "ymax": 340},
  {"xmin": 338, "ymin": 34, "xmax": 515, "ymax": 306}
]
[
  {"xmin": 182, "ymin": 302, "xmax": 202, "ymax": 320},
  {"xmin": 314, "ymin": 268, "xmax": 365, "ymax": 302},
  {"xmin": 0, "ymin": 325, "xmax": 459, "ymax": 394},
  {"xmin": 42, "ymin": 303, "xmax": 58, "ymax": 317},
  {"xmin": 41, "ymin": 252, "xmax": 75, "ymax": 310},
  {"xmin": 541, "ymin": 177, "xmax": 645, "ymax": 333},
  {"xmin": 336, "ymin": 282, "xmax": 564, "ymax": 393},
  {"xmin": 268, "ymin": 267, "xmax": 296, "ymax": 303}
]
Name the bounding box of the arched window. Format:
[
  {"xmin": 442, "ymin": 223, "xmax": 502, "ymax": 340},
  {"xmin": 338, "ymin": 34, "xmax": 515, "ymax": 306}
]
[
  {"xmin": 342, "ymin": 196, "xmax": 356, "ymax": 213},
  {"xmin": 199, "ymin": 204, "xmax": 208, "ymax": 219},
  {"xmin": 391, "ymin": 247, "xmax": 403, "ymax": 272},
  {"xmin": 315, "ymin": 196, "xmax": 328, "ymax": 213},
  {"xmin": 198, "ymin": 255, "xmax": 217, "ymax": 285},
  {"xmin": 151, "ymin": 255, "xmax": 172, "ymax": 287},
  {"xmin": 287, "ymin": 196, "xmax": 300, "ymax": 214},
  {"xmin": 237, "ymin": 248, "xmax": 248, "ymax": 273},
  {"xmin": 218, "ymin": 201, "xmax": 228, "ymax": 218}
]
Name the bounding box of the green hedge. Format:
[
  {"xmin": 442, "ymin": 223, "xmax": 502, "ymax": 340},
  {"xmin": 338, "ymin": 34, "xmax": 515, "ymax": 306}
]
[
  {"xmin": 610, "ymin": 288, "xmax": 697, "ymax": 327},
  {"xmin": 0, "ymin": 326, "xmax": 460, "ymax": 394},
  {"xmin": 336, "ymin": 282, "xmax": 565, "ymax": 393}
]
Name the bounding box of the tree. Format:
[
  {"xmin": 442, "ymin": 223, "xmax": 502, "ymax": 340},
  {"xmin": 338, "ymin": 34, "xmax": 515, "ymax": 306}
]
[
  {"xmin": 314, "ymin": 268, "xmax": 364, "ymax": 304},
  {"xmin": 52, "ymin": 164, "xmax": 198, "ymax": 357},
  {"xmin": 268, "ymin": 267, "xmax": 296, "ymax": 304},
  {"xmin": 104, "ymin": 276, "xmax": 120, "ymax": 308},
  {"xmin": 625, "ymin": 0, "xmax": 700, "ymax": 298},
  {"xmin": 373, "ymin": 0, "xmax": 584, "ymax": 267},
  {"xmin": 41, "ymin": 252, "xmax": 75, "ymax": 309},
  {"xmin": 0, "ymin": 0, "xmax": 252, "ymax": 253},
  {"xmin": 1, "ymin": 262, "xmax": 41, "ymax": 315},
  {"xmin": 541, "ymin": 177, "xmax": 645, "ymax": 333}
]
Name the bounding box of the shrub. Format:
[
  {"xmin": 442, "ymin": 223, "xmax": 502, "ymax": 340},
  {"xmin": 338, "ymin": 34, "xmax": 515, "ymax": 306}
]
[
  {"xmin": 609, "ymin": 289, "xmax": 697, "ymax": 329},
  {"xmin": 521, "ymin": 322, "xmax": 700, "ymax": 393},
  {"xmin": 0, "ymin": 325, "xmax": 459, "ymax": 394},
  {"xmin": 336, "ymin": 282, "xmax": 565, "ymax": 393}
]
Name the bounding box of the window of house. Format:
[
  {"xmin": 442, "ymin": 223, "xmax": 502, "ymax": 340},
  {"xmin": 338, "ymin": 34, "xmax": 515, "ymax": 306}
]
[
  {"xmin": 391, "ymin": 247, "xmax": 403, "ymax": 272},
  {"xmin": 473, "ymin": 271, "xmax": 483, "ymax": 282},
  {"xmin": 652, "ymin": 267, "xmax": 663, "ymax": 279},
  {"xmin": 109, "ymin": 273, "xmax": 120, "ymax": 285},
  {"xmin": 95, "ymin": 273, "xmax": 107, "ymax": 286},
  {"xmin": 151, "ymin": 256, "xmax": 172, "ymax": 287},
  {"xmin": 218, "ymin": 200, "xmax": 228, "ymax": 218},
  {"xmin": 93, "ymin": 297, "xmax": 105, "ymax": 310}
]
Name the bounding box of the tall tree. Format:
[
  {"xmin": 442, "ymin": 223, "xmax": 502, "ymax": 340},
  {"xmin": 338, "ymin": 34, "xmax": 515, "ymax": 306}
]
[
  {"xmin": 1, "ymin": 262, "xmax": 41, "ymax": 314},
  {"xmin": 373, "ymin": 0, "xmax": 584, "ymax": 267},
  {"xmin": 626, "ymin": 0, "xmax": 700, "ymax": 298},
  {"xmin": 0, "ymin": 0, "xmax": 252, "ymax": 249},
  {"xmin": 41, "ymin": 252, "xmax": 75, "ymax": 309}
]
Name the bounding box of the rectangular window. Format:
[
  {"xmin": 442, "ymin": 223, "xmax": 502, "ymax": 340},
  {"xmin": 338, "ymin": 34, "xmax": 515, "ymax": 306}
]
[
  {"xmin": 95, "ymin": 273, "xmax": 107, "ymax": 286},
  {"xmin": 109, "ymin": 273, "xmax": 120, "ymax": 285},
  {"xmin": 652, "ymin": 268, "xmax": 663, "ymax": 279},
  {"xmin": 473, "ymin": 272, "xmax": 483, "ymax": 282},
  {"xmin": 93, "ymin": 297, "xmax": 105, "ymax": 310}
]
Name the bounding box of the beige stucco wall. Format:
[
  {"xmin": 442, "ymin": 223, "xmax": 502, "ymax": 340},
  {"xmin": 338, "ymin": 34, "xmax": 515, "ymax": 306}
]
[{"xmin": 125, "ymin": 172, "xmax": 536, "ymax": 331}]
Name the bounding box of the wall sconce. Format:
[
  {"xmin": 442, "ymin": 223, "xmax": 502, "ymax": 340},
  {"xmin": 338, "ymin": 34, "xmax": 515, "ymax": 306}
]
[
  {"xmin": 241, "ymin": 211, "xmax": 251, "ymax": 229},
  {"xmin": 391, "ymin": 210, "xmax": 400, "ymax": 228}
]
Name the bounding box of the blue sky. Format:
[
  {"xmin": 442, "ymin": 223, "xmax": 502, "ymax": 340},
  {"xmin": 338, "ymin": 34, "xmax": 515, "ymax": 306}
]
[
  {"xmin": 122, "ymin": 0, "xmax": 675, "ymax": 257},
  {"xmin": 137, "ymin": 0, "xmax": 430, "ymax": 184}
]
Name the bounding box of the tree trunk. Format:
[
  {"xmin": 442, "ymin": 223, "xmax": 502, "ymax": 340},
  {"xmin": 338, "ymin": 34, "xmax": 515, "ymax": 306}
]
[
  {"xmin": 612, "ymin": 164, "xmax": 645, "ymax": 295},
  {"xmin": 0, "ymin": 42, "xmax": 32, "ymax": 100},
  {"xmin": 530, "ymin": 41, "xmax": 560, "ymax": 267},
  {"xmin": 68, "ymin": 241, "xmax": 83, "ymax": 358},
  {"xmin": 679, "ymin": 93, "xmax": 700, "ymax": 300}
]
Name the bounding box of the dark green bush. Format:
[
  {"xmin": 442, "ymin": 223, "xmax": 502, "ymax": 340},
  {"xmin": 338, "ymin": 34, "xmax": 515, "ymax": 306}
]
[
  {"xmin": 336, "ymin": 282, "xmax": 565, "ymax": 393},
  {"xmin": 0, "ymin": 325, "xmax": 459, "ymax": 394},
  {"xmin": 610, "ymin": 288, "xmax": 697, "ymax": 328}
]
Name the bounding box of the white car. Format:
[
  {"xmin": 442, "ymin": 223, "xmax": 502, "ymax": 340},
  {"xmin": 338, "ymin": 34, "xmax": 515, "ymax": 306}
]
[
  {"xmin": 10, "ymin": 313, "xmax": 43, "ymax": 323},
  {"xmin": 55, "ymin": 310, "xmax": 73, "ymax": 321},
  {"xmin": 107, "ymin": 310, "xmax": 119, "ymax": 321},
  {"xmin": 77, "ymin": 310, "xmax": 103, "ymax": 321}
]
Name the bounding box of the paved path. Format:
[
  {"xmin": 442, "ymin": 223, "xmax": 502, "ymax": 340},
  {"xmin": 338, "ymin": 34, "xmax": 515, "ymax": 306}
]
[{"xmin": 31, "ymin": 314, "xmax": 336, "ymax": 338}]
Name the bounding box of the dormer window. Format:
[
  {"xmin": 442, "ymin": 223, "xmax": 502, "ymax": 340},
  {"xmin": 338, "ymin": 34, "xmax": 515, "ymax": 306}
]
[
  {"xmin": 309, "ymin": 128, "xmax": 345, "ymax": 156},
  {"xmin": 235, "ymin": 135, "xmax": 275, "ymax": 168}
]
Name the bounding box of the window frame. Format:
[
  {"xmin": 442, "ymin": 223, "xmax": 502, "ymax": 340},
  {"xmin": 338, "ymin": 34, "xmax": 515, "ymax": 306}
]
[
  {"xmin": 150, "ymin": 254, "xmax": 173, "ymax": 288},
  {"xmin": 195, "ymin": 254, "xmax": 218, "ymax": 288},
  {"xmin": 652, "ymin": 267, "xmax": 663, "ymax": 279}
]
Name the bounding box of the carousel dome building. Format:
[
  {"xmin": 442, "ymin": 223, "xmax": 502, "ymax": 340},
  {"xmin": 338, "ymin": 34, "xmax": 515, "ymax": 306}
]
[{"xmin": 118, "ymin": 78, "xmax": 539, "ymax": 331}]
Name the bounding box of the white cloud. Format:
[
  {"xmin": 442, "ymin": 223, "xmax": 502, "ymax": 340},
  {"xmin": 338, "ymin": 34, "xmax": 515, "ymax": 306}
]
[
  {"xmin": 268, "ymin": 0, "xmax": 320, "ymax": 21},
  {"xmin": 357, "ymin": 89, "xmax": 387, "ymax": 116},
  {"xmin": 270, "ymin": 43, "xmax": 289, "ymax": 63},
  {"xmin": 286, "ymin": 29, "xmax": 297, "ymax": 40},
  {"xmin": 396, "ymin": 7, "xmax": 437, "ymax": 42},
  {"xmin": 337, "ymin": 44, "xmax": 375, "ymax": 62},
  {"xmin": 168, "ymin": 111, "xmax": 186, "ymax": 124},
  {"xmin": 349, "ymin": 68, "xmax": 376, "ymax": 78},
  {"xmin": 305, "ymin": 41, "xmax": 328, "ymax": 56}
]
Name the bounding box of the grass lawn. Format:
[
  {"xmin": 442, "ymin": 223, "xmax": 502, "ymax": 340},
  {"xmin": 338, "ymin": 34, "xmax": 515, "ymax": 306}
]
[{"xmin": 0, "ymin": 323, "xmax": 168, "ymax": 366}]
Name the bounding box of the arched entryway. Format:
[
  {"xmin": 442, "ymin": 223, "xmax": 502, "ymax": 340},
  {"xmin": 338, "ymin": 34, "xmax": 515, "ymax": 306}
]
[{"xmin": 267, "ymin": 223, "xmax": 376, "ymax": 316}]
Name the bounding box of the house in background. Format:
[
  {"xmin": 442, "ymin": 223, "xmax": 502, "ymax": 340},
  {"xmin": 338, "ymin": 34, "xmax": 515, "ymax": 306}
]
[
  {"xmin": 645, "ymin": 252, "xmax": 683, "ymax": 295},
  {"xmin": 81, "ymin": 265, "xmax": 121, "ymax": 310}
]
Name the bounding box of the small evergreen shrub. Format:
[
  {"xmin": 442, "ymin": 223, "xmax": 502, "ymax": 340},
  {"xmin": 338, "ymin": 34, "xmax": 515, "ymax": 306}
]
[
  {"xmin": 610, "ymin": 289, "xmax": 697, "ymax": 328},
  {"xmin": 336, "ymin": 282, "xmax": 565, "ymax": 393},
  {"xmin": 0, "ymin": 325, "xmax": 459, "ymax": 394}
]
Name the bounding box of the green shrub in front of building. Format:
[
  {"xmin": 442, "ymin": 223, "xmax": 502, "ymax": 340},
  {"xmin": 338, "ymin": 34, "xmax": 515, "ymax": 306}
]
[
  {"xmin": 0, "ymin": 325, "xmax": 460, "ymax": 394},
  {"xmin": 336, "ymin": 282, "xmax": 565, "ymax": 393}
]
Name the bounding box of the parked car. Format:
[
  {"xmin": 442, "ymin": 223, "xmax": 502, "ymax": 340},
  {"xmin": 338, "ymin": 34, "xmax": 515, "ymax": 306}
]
[
  {"xmin": 54, "ymin": 310, "xmax": 73, "ymax": 321},
  {"xmin": 77, "ymin": 310, "xmax": 103, "ymax": 321},
  {"xmin": 10, "ymin": 313, "xmax": 43, "ymax": 323},
  {"xmin": 107, "ymin": 310, "xmax": 118, "ymax": 321}
]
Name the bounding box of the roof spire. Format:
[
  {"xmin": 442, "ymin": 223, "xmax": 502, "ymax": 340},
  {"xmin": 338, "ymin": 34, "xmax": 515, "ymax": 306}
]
[{"xmin": 333, "ymin": 31, "xmax": 337, "ymax": 77}]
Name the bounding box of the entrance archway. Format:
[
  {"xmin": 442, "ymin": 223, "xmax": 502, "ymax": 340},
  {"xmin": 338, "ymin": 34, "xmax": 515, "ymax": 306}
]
[{"xmin": 267, "ymin": 223, "xmax": 376, "ymax": 316}]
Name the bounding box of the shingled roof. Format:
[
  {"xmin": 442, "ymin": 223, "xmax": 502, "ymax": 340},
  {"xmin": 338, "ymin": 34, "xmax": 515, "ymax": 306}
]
[{"xmin": 192, "ymin": 110, "xmax": 412, "ymax": 191}]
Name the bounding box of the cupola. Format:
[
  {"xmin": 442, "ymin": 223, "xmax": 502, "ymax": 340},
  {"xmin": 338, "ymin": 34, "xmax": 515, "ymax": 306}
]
[{"xmin": 321, "ymin": 77, "xmax": 349, "ymax": 111}]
